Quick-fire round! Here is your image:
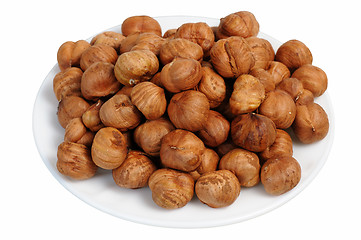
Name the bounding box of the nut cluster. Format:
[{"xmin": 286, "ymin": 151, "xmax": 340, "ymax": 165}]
[{"xmin": 53, "ymin": 12, "xmax": 329, "ymax": 209}]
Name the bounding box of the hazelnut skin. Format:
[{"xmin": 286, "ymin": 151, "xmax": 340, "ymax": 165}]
[
  {"xmin": 195, "ymin": 170, "xmax": 241, "ymax": 208},
  {"xmin": 112, "ymin": 150, "xmax": 157, "ymax": 189},
  {"xmin": 295, "ymin": 89, "xmax": 314, "ymax": 106},
  {"xmin": 261, "ymin": 156, "xmax": 301, "ymax": 195},
  {"xmin": 259, "ymin": 129, "xmax": 293, "ymax": 164},
  {"xmin": 121, "ymin": 15, "xmax": 162, "ymax": 37},
  {"xmin": 197, "ymin": 67, "xmax": 226, "ymax": 108},
  {"xmin": 245, "ymin": 37, "xmax": 275, "ymax": 70},
  {"xmin": 79, "ymin": 44, "xmax": 118, "ymax": 71},
  {"xmin": 64, "ymin": 118, "xmax": 94, "ymax": 147},
  {"xmin": 53, "ymin": 67, "xmax": 83, "ymax": 101},
  {"xmin": 249, "ymin": 68, "xmax": 275, "ymax": 93},
  {"xmin": 159, "ymin": 38, "xmax": 203, "ymax": 65},
  {"xmin": 189, "ymin": 148, "xmax": 220, "ymax": 181},
  {"xmin": 82, "ymin": 100, "xmax": 104, "ymax": 132},
  {"xmin": 148, "ymin": 168, "xmax": 194, "ymax": 209},
  {"xmin": 119, "ymin": 32, "xmax": 166, "ymax": 55},
  {"xmin": 163, "ymin": 29, "xmax": 177, "ymax": 39},
  {"xmin": 277, "ymin": 77, "xmax": 304, "ymax": 102},
  {"xmin": 57, "ymin": 141, "xmax": 97, "ymax": 180},
  {"xmin": 57, "ymin": 95, "xmax": 90, "ymax": 128},
  {"xmin": 90, "ymin": 31, "xmax": 126, "ymax": 52},
  {"xmin": 292, "ymin": 102, "xmax": 329, "ymax": 144},
  {"xmin": 266, "ymin": 61, "xmax": 291, "ymax": 86},
  {"xmin": 57, "ymin": 40, "xmax": 91, "ymax": 71}
]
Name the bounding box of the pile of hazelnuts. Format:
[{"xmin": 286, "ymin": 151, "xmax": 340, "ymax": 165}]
[{"xmin": 54, "ymin": 11, "xmax": 329, "ymax": 209}]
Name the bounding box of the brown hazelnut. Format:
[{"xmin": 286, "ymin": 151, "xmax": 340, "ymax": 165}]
[
  {"xmin": 275, "ymin": 39, "xmax": 313, "ymax": 72},
  {"xmin": 197, "ymin": 67, "xmax": 226, "ymax": 108},
  {"xmin": 134, "ymin": 118, "xmax": 175, "ymax": 156},
  {"xmin": 291, "ymin": 64, "xmax": 328, "ymax": 97},
  {"xmin": 82, "ymin": 100, "xmax": 104, "ymax": 132},
  {"xmin": 216, "ymin": 138, "xmax": 238, "ymax": 157},
  {"xmin": 229, "ymin": 74, "xmax": 265, "ymax": 115},
  {"xmin": 57, "ymin": 40, "xmax": 91, "ymax": 71},
  {"xmin": 150, "ymin": 72, "xmax": 163, "ymax": 88},
  {"xmin": 219, "ymin": 148, "xmax": 260, "ymax": 187},
  {"xmin": 245, "ymin": 37, "xmax": 275, "ymax": 69},
  {"xmin": 121, "ymin": 15, "xmax": 162, "ymax": 37},
  {"xmin": 91, "ymin": 127, "xmax": 128, "ymax": 169},
  {"xmin": 119, "ymin": 32, "xmax": 166, "ymax": 55},
  {"xmin": 167, "ymin": 90, "xmax": 210, "ymax": 132},
  {"xmin": 259, "ymin": 129, "xmax": 293, "ymax": 164},
  {"xmin": 231, "ymin": 113, "xmax": 277, "ymax": 152},
  {"xmin": 115, "ymin": 85, "xmax": 133, "ymax": 97},
  {"xmin": 261, "ymin": 156, "xmax": 301, "ymax": 195},
  {"xmin": 216, "ymin": 11, "xmax": 259, "ymax": 39},
  {"xmin": 197, "ymin": 110, "xmax": 230, "ymax": 147},
  {"xmin": 160, "ymin": 57, "xmax": 202, "ymax": 93},
  {"xmin": 249, "ymin": 68, "xmax": 275, "ymax": 92},
  {"xmin": 160, "ymin": 129, "xmax": 205, "ymax": 172},
  {"xmin": 163, "ymin": 29, "xmax": 177, "ymax": 39},
  {"xmin": 57, "ymin": 95, "xmax": 90, "ymax": 128},
  {"xmin": 195, "ymin": 170, "xmax": 240, "ymax": 208},
  {"xmin": 81, "ymin": 62, "xmax": 121, "ymax": 100},
  {"xmin": 130, "ymin": 81, "xmax": 167, "ymax": 120},
  {"xmin": 57, "ymin": 141, "xmax": 97, "ymax": 180},
  {"xmin": 64, "ymin": 118, "xmax": 94, "ymax": 147},
  {"xmin": 99, "ymin": 94, "xmax": 142, "ymax": 131},
  {"xmin": 114, "ymin": 49, "xmax": 159, "ymax": 86},
  {"xmin": 292, "ymin": 102, "xmax": 329, "ymax": 144},
  {"xmin": 159, "ymin": 38, "xmax": 203, "ymax": 65},
  {"xmin": 79, "ymin": 44, "xmax": 118, "ymax": 71},
  {"xmin": 277, "ymin": 77, "xmax": 304, "ymax": 101},
  {"xmin": 210, "ymin": 36, "xmax": 255, "ymax": 78},
  {"xmin": 148, "ymin": 168, "xmax": 194, "ymax": 209},
  {"xmin": 90, "ymin": 31, "xmax": 126, "ymax": 52},
  {"xmin": 295, "ymin": 89, "xmax": 314, "ymax": 106},
  {"xmin": 112, "ymin": 150, "xmax": 157, "ymax": 189},
  {"xmin": 266, "ymin": 61, "xmax": 291, "ymax": 86},
  {"xmin": 258, "ymin": 89, "xmax": 296, "ymax": 129},
  {"xmin": 189, "ymin": 148, "xmax": 220, "ymax": 180},
  {"xmin": 53, "ymin": 67, "xmax": 83, "ymax": 101}
]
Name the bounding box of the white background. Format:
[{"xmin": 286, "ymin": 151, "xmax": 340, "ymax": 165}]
[{"xmin": 1, "ymin": 0, "xmax": 360, "ymax": 239}]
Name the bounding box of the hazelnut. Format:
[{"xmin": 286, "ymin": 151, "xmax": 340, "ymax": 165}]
[
  {"xmin": 197, "ymin": 67, "xmax": 226, "ymax": 108},
  {"xmin": 91, "ymin": 127, "xmax": 128, "ymax": 169},
  {"xmin": 160, "ymin": 57, "xmax": 202, "ymax": 93},
  {"xmin": 90, "ymin": 31, "xmax": 126, "ymax": 52},
  {"xmin": 159, "ymin": 38, "xmax": 203, "ymax": 65},
  {"xmin": 231, "ymin": 113, "xmax": 277, "ymax": 152},
  {"xmin": 189, "ymin": 148, "xmax": 220, "ymax": 180},
  {"xmin": 195, "ymin": 170, "xmax": 241, "ymax": 208},
  {"xmin": 115, "ymin": 85, "xmax": 133, "ymax": 97},
  {"xmin": 114, "ymin": 49, "xmax": 159, "ymax": 86},
  {"xmin": 81, "ymin": 62, "xmax": 121, "ymax": 100},
  {"xmin": 219, "ymin": 148, "xmax": 260, "ymax": 187},
  {"xmin": 64, "ymin": 118, "xmax": 94, "ymax": 147},
  {"xmin": 167, "ymin": 90, "xmax": 210, "ymax": 132},
  {"xmin": 150, "ymin": 72, "xmax": 163, "ymax": 88},
  {"xmin": 229, "ymin": 74, "xmax": 265, "ymax": 115},
  {"xmin": 266, "ymin": 61, "xmax": 291, "ymax": 86},
  {"xmin": 112, "ymin": 150, "xmax": 157, "ymax": 189},
  {"xmin": 57, "ymin": 40, "xmax": 91, "ymax": 71},
  {"xmin": 295, "ymin": 89, "xmax": 314, "ymax": 106},
  {"xmin": 57, "ymin": 95, "xmax": 90, "ymax": 128},
  {"xmin": 216, "ymin": 138, "xmax": 238, "ymax": 157},
  {"xmin": 259, "ymin": 129, "xmax": 293, "ymax": 164},
  {"xmin": 53, "ymin": 67, "xmax": 83, "ymax": 101},
  {"xmin": 148, "ymin": 168, "xmax": 194, "ymax": 209},
  {"xmin": 79, "ymin": 44, "xmax": 118, "ymax": 71},
  {"xmin": 82, "ymin": 100, "xmax": 104, "ymax": 132},
  {"xmin": 245, "ymin": 37, "xmax": 275, "ymax": 69},
  {"xmin": 275, "ymin": 39, "xmax": 313, "ymax": 72},
  {"xmin": 258, "ymin": 89, "xmax": 296, "ymax": 129},
  {"xmin": 260, "ymin": 156, "xmax": 301, "ymax": 195},
  {"xmin": 276, "ymin": 77, "xmax": 304, "ymax": 101},
  {"xmin": 291, "ymin": 64, "xmax": 328, "ymax": 97},
  {"xmin": 216, "ymin": 11, "xmax": 259, "ymax": 39},
  {"xmin": 210, "ymin": 36, "xmax": 255, "ymax": 78},
  {"xmin": 119, "ymin": 32, "xmax": 166, "ymax": 55},
  {"xmin": 249, "ymin": 68, "xmax": 275, "ymax": 92},
  {"xmin": 163, "ymin": 29, "xmax": 177, "ymax": 39},
  {"xmin": 121, "ymin": 15, "xmax": 162, "ymax": 37},
  {"xmin": 197, "ymin": 110, "xmax": 230, "ymax": 147},
  {"xmin": 130, "ymin": 82, "xmax": 167, "ymax": 120},
  {"xmin": 57, "ymin": 141, "xmax": 97, "ymax": 180},
  {"xmin": 292, "ymin": 102, "xmax": 329, "ymax": 144},
  {"xmin": 160, "ymin": 129, "xmax": 205, "ymax": 172},
  {"xmin": 99, "ymin": 94, "xmax": 142, "ymax": 131}
]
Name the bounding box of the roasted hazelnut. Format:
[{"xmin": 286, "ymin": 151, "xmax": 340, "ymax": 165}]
[
  {"xmin": 99, "ymin": 94, "xmax": 142, "ymax": 131},
  {"xmin": 160, "ymin": 57, "xmax": 202, "ymax": 93},
  {"xmin": 119, "ymin": 32, "xmax": 166, "ymax": 55},
  {"xmin": 82, "ymin": 100, "xmax": 104, "ymax": 132},
  {"xmin": 197, "ymin": 67, "xmax": 226, "ymax": 108},
  {"xmin": 231, "ymin": 113, "xmax": 277, "ymax": 152},
  {"xmin": 229, "ymin": 74, "xmax": 265, "ymax": 115},
  {"xmin": 134, "ymin": 118, "xmax": 175, "ymax": 156},
  {"xmin": 167, "ymin": 90, "xmax": 210, "ymax": 132},
  {"xmin": 91, "ymin": 127, "xmax": 128, "ymax": 169},
  {"xmin": 275, "ymin": 39, "xmax": 313, "ymax": 72},
  {"xmin": 277, "ymin": 77, "xmax": 304, "ymax": 101},
  {"xmin": 64, "ymin": 118, "xmax": 94, "ymax": 147},
  {"xmin": 258, "ymin": 89, "xmax": 296, "ymax": 129},
  {"xmin": 295, "ymin": 89, "xmax": 314, "ymax": 106},
  {"xmin": 160, "ymin": 129, "xmax": 205, "ymax": 172},
  {"xmin": 291, "ymin": 64, "xmax": 328, "ymax": 97},
  {"xmin": 57, "ymin": 40, "xmax": 91, "ymax": 71},
  {"xmin": 260, "ymin": 156, "xmax": 301, "ymax": 195},
  {"xmin": 114, "ymin": 49, "xmax": 159, "ymax": 86},
  {"xmin": 249, "ymin": 68, "xmax": 275, "ymax": 92},
  {"xmin": 130, "ymin": 81, "xmax": 167, "ymax": 120},
  {"xmin": 57, "ymin": 95, "xmax": 90, "ymax": 128},
  {"xmin": 90, "ymin": 31, "xmax": 126, "ymax": 52},
  {"xmin": 195, "ymin": 170, "xmax": 240, "ymax": 208},
  {"xmin": 115, "ymin": 85, "xmax": 133, "ymax": 97},
  {"xmin": 121, "ymin": 15, "xmax": 162, "ymax": 37},
  {"xmin": 81, "ymin": 62, "xmax": 121, "ymax": 100},
  {"xmin": 259, "ymin": 129, "xmax": 293, "ymax": 164},
  {"xmin": 245, "ymin": 37, "xmax": 275, "ymax": 69},
  {"xmin": 292, "ymin": 102, "xmax": 329, "ymax": 144},
  {"xmin": 210, "ymin": 36, "xmax": 255, "ymax": 78},
  {"xmin": 79, "ymin": 44, "xmax": 118, "ymax": 71},
  {"xmin": 219, "ymin": 148, "xmax": 260, "ymax": 187},
  {"xmin": 53, "ymin": 67, "xmax": 83, "ymax": 101},
  {"xmin": 57, "ymin": 141, "xmax": 97, "ymax": 180},
  {"xmin": 197, "ymin": 110, "xmax": 230, "ymax": 147},
  {"xmin": 216, "ymin": 11, "xmax": 259, "ymax": 39},
  {"xmin": 112, "ymin": 150, "xmax": 157, "ymax": 189},
  {"xmin": 148, "ymin": 168, "xmax": 194, "ymax": 209},
  {"xmin": 150, "ymin": 72, "xmax": 163, "ymax": 88},
  {"xmin": 216, "ymin": 138, "xmax": 238, "ymax": 157},
  {"xmin": 189, "ymin": 148, "xmax": 220, "ymax": 180},
  {"xmin": 266, "ymin": 61, "xmax": 291, "ymax": 86},
  {"xmin": 159, "ymin": 38, "xmax": 203, "ymax": 65},
  {"xmin": 163, "ymin": 29, "xmax": 177, "ymax": 39}
]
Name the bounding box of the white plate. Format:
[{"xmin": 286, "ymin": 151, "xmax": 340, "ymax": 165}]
[{"xmin": 32, "ymin": 16, "xmax": 335, "ymax": 228}]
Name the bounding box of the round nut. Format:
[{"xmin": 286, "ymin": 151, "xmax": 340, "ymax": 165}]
[
  {"xmin": 57, "ymin": 40, "xmax": 91, "ymax": 71},
  {"xmin": 82, "ymin": 100, "xmax": 104, "ymax": 132},
  {"xmin": 276, "ymin": 77, "xmax": 304, "ymax": 101},
  {"xmin": 57, "ymin": 96, "xmax": 90, "ymax": 128},
  {"xmin": 90, "ymin": 31, "xmax": 125, "ymax": 51},
  {"xmin": 189, "ymin": 148, "xmax": 220, "ymax": 181},
  {"xmin": 245, "ymin": 37, "xmax": 275, "ymax": 69},
  {"xmin": 159, "ymin": 38, "xmax": 203, "ymax": 65},
  {"xmin": 64, "ymin": 117, "xmax": 94, "ymax": 147},
  {"xmin": 53, "ymin": 67, "xmax": 83, "ymax": 101},
  {"xmin": 259, "ymin": 129, "xmax": 293, "ymax": 164},
  {"xmin": 266, "ymin": 61, "xmax": 291, "ymax": 86},
  {"xmin": 80, "ymin": 44, "xmax": 118, "ymax": 71},
  {"xmin": 119, "ymin": 32, "xmax": 166, "ymax": 55},
  {"xmin": 121, "ymin": 15, "xmax": 162, "ymax": 37},
  {"xmin": 197, "ymin": 67, "xmax": 226, "ymax": 108}
]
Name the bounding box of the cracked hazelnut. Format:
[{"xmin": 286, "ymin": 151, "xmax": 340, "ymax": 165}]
[
  {"xmin": 90, "ymin": 31, "xmax": 125, "ymax": 52},
  {"xmin": 189, "ymin": 148, "xmax": 220, "ymax": 180},
  {"xmin": 82, "ymin": 100, "xmax": 104, "ymax": 132},
  {"xmin": 197, "ymin": 67, "xmax": 226, "ymax": 108},
  {"xmin": 121, "ymin": 15, "xmax": 162, "ymax": 37},
  {"xmin": 57, "ymin": 40, "xmax": 91, "ymax": 71},
  {"xmin": 53, "ymin": 67, "xmax": 83, "ymax": 101},
  {"xmin": 57, "ymin": 95, "xmax": 90, "ymax": 128},
  {"xmin": 64, "ymin": 118, "xmax": 94, "ymax": 147},
  {"xmin": 79, "ymin": 44, "xmax": 118, "ymax": 71},
  {"xmin": 245, "ymin": 37, "xmax": 275, "ymax": 69},
  {"xmin": 259, "ymin": 129, "xmax": 293, "ymax": 164},
  {"xmin": 159, "ymin": 38, "xmax": 203, "ymax": 65}
]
